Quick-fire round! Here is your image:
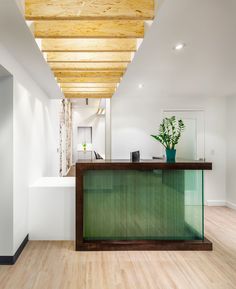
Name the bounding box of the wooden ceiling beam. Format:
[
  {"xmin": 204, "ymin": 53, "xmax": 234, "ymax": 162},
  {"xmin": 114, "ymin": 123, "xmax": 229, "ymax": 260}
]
[
  {"xmin": 49, "ymin": 62, "xmax": 128, "ymax": 71},
  {"xmin": 34, "ymin": 20, "xmax": 144, "ymax": 38},
  {"xmin": 61, "ymin": 87, "xmax": 116, "ymax": 93},
  {"xmin": 42, "ymin": 39, "xmax": 137, "ymax": 52},
  {"xmin": 57, "ymin": 77, "xmax": 120, "ymax": 83},
  {"xmin": 25, "ymin": 0, "xmax": 154, "ymax": 21},
  {"xmin": 60, "ymin": 83, "xmax": 117, "ymax": 88},
  {"xmin": 64, "ymin": 92, "xmax": 113, "ymax": 99},
  {"xmin": 54, "ymin": 71, "xmax": 123, "ymax": 78},
  {"xmin": 46, "ymin": 52, "xmax": 132, "ymax": 62}
]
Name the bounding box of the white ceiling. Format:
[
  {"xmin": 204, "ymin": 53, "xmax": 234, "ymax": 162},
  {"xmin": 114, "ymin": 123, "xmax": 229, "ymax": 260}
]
[
  {"xmin": 115, "ymin": 0, "xmax": 236, "ymax": 99},
  {"xmin": 0, "ymin": 0, "xmax": 62, "ymax": 99},
  {"xmin": 2, "ymin": 0, "xmax": 235, "ymax": 101}
]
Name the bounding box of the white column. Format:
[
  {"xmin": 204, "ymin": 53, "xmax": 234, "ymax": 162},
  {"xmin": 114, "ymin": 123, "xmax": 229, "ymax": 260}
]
[{"xmin": 105, "ymin": 99, "xmax": 111, "ymax": 159}]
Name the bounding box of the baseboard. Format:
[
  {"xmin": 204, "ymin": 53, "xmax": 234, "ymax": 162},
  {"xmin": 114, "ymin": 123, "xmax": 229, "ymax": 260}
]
[
  {"xmin": 0, "ymin": 234, "xmax": 29, "ymax": 265},
  {"xmin": 206, "ymin": 200, "xmax": 236, "ymax": 210},
  {"xmin": 226, "ymin": 201, "xmax": 236, "ymax": 210},
  {"xmin": 207, "ymin": 200, "xmax": 226, "ymax": 206}
]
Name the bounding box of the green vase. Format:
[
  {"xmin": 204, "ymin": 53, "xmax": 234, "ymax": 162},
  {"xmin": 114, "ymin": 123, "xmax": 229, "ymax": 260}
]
[{"xmin": 166, "ymin": 149, "xmax": 176, "ymax": 162}]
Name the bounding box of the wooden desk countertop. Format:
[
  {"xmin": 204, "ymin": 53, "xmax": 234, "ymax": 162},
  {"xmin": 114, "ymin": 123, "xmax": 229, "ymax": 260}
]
[{"xmin": 76, "ymin": 159, "xmax": 212, "ymax": 171}]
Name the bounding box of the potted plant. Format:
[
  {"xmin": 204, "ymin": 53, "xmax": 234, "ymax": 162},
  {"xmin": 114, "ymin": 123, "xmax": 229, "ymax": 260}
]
[
  {"xmin": 82, "ymin": 142, "xmax": 87, "ymax": 152},
  {"xmin": 151, "ymin": 116, "xmax": 185, "ymax": 162}
]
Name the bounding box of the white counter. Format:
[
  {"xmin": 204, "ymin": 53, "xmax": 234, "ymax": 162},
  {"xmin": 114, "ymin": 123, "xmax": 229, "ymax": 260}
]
[{"xmin": 29, "ymin": 177, "xmax": 75, "ymax": 240}]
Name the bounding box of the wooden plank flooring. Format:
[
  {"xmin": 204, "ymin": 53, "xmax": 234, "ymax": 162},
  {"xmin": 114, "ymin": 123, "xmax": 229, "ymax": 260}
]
[
  {"xmin": 65, "ymin": 165, "xmax": 75, "ymax": 177},
  {"xmin": 0, "ymin": 207, "xmax": 236, "ymax": 289}
]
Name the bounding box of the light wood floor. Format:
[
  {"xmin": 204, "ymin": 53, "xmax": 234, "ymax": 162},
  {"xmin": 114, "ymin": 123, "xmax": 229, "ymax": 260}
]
[
  {"xmin": 0, "ymin": 207, "xmax": 236, "ymax": 289},
  {"xmin": 66, "ymin": 165, "xmax": 75, "ymax": 177}
]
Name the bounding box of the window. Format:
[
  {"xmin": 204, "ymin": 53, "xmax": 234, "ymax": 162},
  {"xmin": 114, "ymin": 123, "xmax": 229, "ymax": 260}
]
[{"xmin": 77, "ymin": 126, "xmax": 92, "ymax": 144}]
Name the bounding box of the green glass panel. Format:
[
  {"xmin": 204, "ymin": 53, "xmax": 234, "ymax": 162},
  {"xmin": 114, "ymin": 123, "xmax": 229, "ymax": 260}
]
[{"xmin": 83, "ymin": 170, "xmax": 204, "ymax": 241}]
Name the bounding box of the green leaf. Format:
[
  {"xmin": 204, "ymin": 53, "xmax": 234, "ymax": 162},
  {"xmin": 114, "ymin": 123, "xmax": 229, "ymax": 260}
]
[{"xmin": 151, "ymin": 116, "xmax": 185, "ymax": 149}]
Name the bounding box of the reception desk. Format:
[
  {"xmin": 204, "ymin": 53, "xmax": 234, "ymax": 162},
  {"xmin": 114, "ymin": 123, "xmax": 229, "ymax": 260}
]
[{"xmin": 76, "ymin": 160, "xmax": 212, "ymax": 251}]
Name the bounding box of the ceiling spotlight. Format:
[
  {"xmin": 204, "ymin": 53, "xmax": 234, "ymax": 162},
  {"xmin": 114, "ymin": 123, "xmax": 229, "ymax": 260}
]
[
  {"xmin": 138, "ymin": 84, "xmax": 144, "ymax": 88},
  {"xmin": 174, "ymin": 43, "xmax": 185, "ymax": 51}
]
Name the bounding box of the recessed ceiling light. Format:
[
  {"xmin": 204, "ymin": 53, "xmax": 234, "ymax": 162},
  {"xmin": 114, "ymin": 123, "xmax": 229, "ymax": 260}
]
[
  {"xmin": 174, "ymin": 43, "xmax": 185, "ymax": 51},
  {"xmin": 138, "ymin": 84, "xmax": 144, "ymax": 88}
]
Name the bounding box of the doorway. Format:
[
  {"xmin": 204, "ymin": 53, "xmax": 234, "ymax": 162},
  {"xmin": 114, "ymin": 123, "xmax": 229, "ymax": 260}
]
[{"xmin": 163, "ymin": 109, "xmax": 205, "ymax": 161}]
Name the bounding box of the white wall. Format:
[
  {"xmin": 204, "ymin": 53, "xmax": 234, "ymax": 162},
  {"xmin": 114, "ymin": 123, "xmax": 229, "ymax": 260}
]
[
  {"xmin": 105, "ymin": 99, "xmax": 111, "ymax": 159},
  {"xmin": 112, "ymin": 94, "xmax": 226, "ymax": 203},
  {"xmin": 111, "ymin": 0, "xmax": 231, "ymax": 203},
  {"xmin": 226, "ymin": 96, "xmax": 236, "ymax": 208},
  {"xmin": 13, "ymin": 77, "xmax": 51, "ymax": 252},
  {"xmin": 0, "ymin": 74, "xmax": 14, "ymax": 255},
  {"xmin": 0, "ymin": 0, "xmax": 62, "ymax": 99},
  {"xmin": 72, "ymin": 106, "xmax": 105, "ymax": 162},
  {"xmin": 47, "ymin": 99, "xmax": 61, "ymax": 176},
  {"xmin": 0, "ymin": 43, "xmax": 55, "ymax": 254}
]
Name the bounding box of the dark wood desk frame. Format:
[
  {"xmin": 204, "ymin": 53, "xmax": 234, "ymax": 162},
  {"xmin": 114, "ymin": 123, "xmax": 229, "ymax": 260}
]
[{"xmin": 76, "ymin": 160, "xmax": 213, "ymax": 251}]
